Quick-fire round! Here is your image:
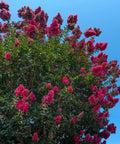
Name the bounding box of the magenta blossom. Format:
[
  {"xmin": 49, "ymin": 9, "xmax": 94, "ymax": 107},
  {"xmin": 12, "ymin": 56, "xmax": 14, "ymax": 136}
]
[
  {"xmin": 29, "ymin": 92, "xmax": 36, "ymax": 103},
  {"xmin": 4, "ymin": 52, "xmax": 11, "ymax": 60},
  {"xmin": 54, "ymin": 115, "xmax": 62, "ymax": 123},
  {"xmin": 46, "ymin": 83, "xmax": 51, "ymax": 88},
  {"xmin": 0, "ymin": 8, "xmax": 11, "ymax": 21},
  {"xmin": 32, "ymin": 132, "xmax": 39, "ymax": 141},
  {"xmin": 68, "ymin": 86, "xmax": 73, "ymax": 93},
  {"xmin": 84, "ymin": 28, "xmax": 96, "ymax": 38}
]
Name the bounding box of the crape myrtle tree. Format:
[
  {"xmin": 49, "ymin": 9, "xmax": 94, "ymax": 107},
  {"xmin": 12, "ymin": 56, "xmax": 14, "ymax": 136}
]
[{"xmin": 0, "ymin": 1, "xmax": 120, "ymax": 144}]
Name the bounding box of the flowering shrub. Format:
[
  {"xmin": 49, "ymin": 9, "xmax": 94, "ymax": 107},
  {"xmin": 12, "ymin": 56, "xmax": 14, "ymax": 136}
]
[{"xmin": 0, "ymin": 1, "xmax": 120, "ymax": 144}]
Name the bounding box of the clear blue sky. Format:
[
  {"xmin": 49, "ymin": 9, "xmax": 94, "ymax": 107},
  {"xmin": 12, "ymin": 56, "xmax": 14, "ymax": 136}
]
[{"xmin": 3, "ymin": 0, "xmax": 120, "ymax": 143}]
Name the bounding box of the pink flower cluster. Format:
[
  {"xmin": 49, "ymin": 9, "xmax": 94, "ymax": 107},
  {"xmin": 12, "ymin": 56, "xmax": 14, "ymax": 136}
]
[
  {"xmin": 101, "ymin": 130, "xmax": 110, "ymax": 139},
  {"xmin": 53, "ymin": 12, "xmax": 63, "ymax": 25},
  {"xmin": 70, "ymin": 117, "xmax": 76, "ymax": 124},
  {"xmin": 53, "ymin": 86, "xmax": 59, "ymax": 93},
  {"xmin": 15, "ymin": 99, "xmax": 29, "ymax": 113},
  {"xmin": 18, "ymin": 6, "xmax": 34, "ymax": 20},
  {"xmin": 17, "ymin": 6, "xmax": 63, "ymax": 39},
  {"xmin": 88, "ymin": 85, "xmax": 119, "ymax": 114},
  {"xmin": 0, "ymin": 0, "xmax": 9, "ymax": 10},
  {"xmin": 29, "ymin": 92, "xmax": 36, "ymax": 103},
  {"xmin": 62, "ymin": 76, "xmax": 70, "ymax": 85},
  {"xmin": 35, "ymin": 10, "xmax": 47, "ymax": 28},
  {"xmin": 41, "ymin": 90, "xmax": 54, "ymax": 104},
  {"xmin": 54, "ymin": 115, "xmax": 62, "ymax": 123},
  {"xmin": 4, "ymin": 52, "xmax": 11, "ymax": 60},
  {"xmin": 85, "ymin": 39, "xmax": 95, "ymax": 52},
  {"xmin": 84, "ymin": 27, "xmax": 97, "ymax": 38},
  {"xmin": 67, "ymin": 14, "xmax": 77, "ymax": 30},
  {"xmin": 92, "ymin": 104, "xmax": 101, "ymax": 113},
  {"xmin": 32, "ymin": 132, "xmax": 39, "ymax": 141},
  {"xmin": 68, "ymin": 86, "xmax": 73, "ymax": 93},
  {"xmin": 91, "ymin": 61, "xmax": 110, "ymax": 77},
  {"xmin": 72, "ymin": 25, "xmax": 82, "ymax": 39},
  {"xmin": 46, "ymin": 83, "xmax": 51, "ymax": 88},
  {"xmin": 46, "ymin": 19, "xmax": 62, "ymax": 38},
  {"xmin": 97, "ymin": 112, "xmax": 109, "ymax": 123},
  {"xmin": 14, "ymin": 84, "xmax": 36, "ymax": 113},
  {"xmin": 1, "ymin": 22, "xmax": 9, "ymax": 32},
  {"xmin": 88, "ymin": 94, "xmax": 98, "ymax": 106},
  {"xmin": 95, "ymin": 42, "xmax": 108, "ymax": 51},
  {"xmin": 23, "ymin": 22, "xmax": 37, "ymax": 39},
  {"xmin": 91, "ymin": 65, "xmax": 103, "ymax": 77},
  {"xmin": 107, "ymin": 123, "xmax": 116, "ymax": 133},
  {"xmin": 14, "ymin": 84, "xmax": 29, "ymax": 97},
  {"xmin": 74, "ymin": 133, "xmax": 101, "ymax": 144},
  {"xmin": 42, "ymin": 85, "xmax": 59, "ymax": 105},
  {"xmin": 88, "ymin": 86, "xmax": 107, "ymax": 106},
  {"xmin": 0, "ymin": 1, "xmax": 11, "ymax": 21},
  {"xmin": 91, "ymin": 52, "xmax": 108, "ymax": 66}
]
